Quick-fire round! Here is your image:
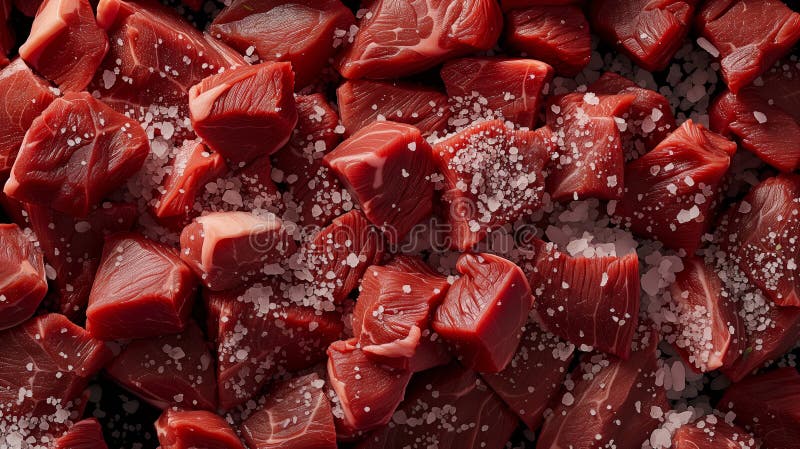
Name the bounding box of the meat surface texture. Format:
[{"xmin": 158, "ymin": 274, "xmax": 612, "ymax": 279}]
[
  {"xmin": 52, "ymin": 418, "xmax": 109, "ymax": 449},
  {"xmin": 156, "ymin": 139, "xmax": 227, "ymax": 219},
  {"xmin": 671, "ymin": 416, "xmax": 756, "ymax": 449},
  {"xmin": 156, "ymin": 408, "xmax": 245, "ymax": 449},
  {"xmin": 0, "ymin": 223, "xmax": 48, "ymax": 330}
]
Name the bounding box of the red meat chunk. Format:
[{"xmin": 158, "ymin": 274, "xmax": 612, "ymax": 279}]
[
  {"xmin": 156, "ymin": 140, "xmax": 227, "ymax": 219},
  {"xmin": 589, "ymin": 0, "xmax": 697, "ymax": 72},
  {"xmin": 52, "ymin": 418, "xmax": 109, "ymax": 449},
  {"xmin": 433, "ymin": 252, "xmax": 532, "ymax": 373},
  {"xmin": 441, "ymin": 57, "xmax": 554, "ymax": 129},
  {"xmin": 210, "ymin": 0, "xmax": 355, "ymax": 88},
  {"xmin": 189, "ymin": 62, "xmax": 298, "ymax": 168},
  {"xmin": 0, "ymin": 223, "xmax": 47, "ymax": 331},
  {"xmin": 481, "ymin": 322, "xmax": 575, "ymax": 430},
  {"xmin": 695, "ymin": 0, "xmax": 800, "ymax": 93},
  {"xmin": 86, "ymin": 233, "xmax": 198, "ymax": 340},
  {"xmin": 337, "ymin": 80, "xmax": 450, "ymax": 137},
  {"xmin": 356, "ymin": 363, "xmax": 519, "ymax": 449},
  {"xmin": 672, "ymin": 416, "xmax": 756, "ymax": 449},
  {"xmin": 615, "ymin": 119, "xmax": 736, "ymax": 255},
  {"xmin": 105, "ymin": 320, "xmax": 217, "ymax": 411},
  {"xmin": 19, "ymin": 0, "xmax": 108, "ymax": 91},
  {"xmin": 0, "ymin": 59, "xmax": 56, "ymax": 176},
  {"xmin": 528, "ymin": 239, "xmax": 640, "ymax": 358},
  {"xmin": 4, "ymin": 92, "xmax": 150, "ymax": 217},
  {"xmin": 504, "ymin": 5, "xmax": 591, "ymax": 76},
  {"xmin": 241, "ymin": 373, "xmax": 337, "ymax": 449},
  {"xmin": 180, "ymin": 211, "xmax": 296, "ymax": 291},
  {"xmin": 324, "ymin": 121, "xmax": 435, "ymax": 244},
  {"xmin": 336, "ymin": 0, "xmax": 502, "ymax": 79},
  {"xmin": 156, "ymin": 409, "xmax": 245, "ymax": 449},
  {"xmin": 327, "ymin": 339, "xmax": 412, "ymax": 434},
  {"xmin": 353, "ymin": 256, "xmax": 449, "ymax": 363},
  {"xmin": 433, "ymin": 120, "xmax": 553, "ymax": 250}
]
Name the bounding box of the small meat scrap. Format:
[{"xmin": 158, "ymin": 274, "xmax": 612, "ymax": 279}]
[{"xmin": 156, "ymin": 140, "xmax": 227, "ymax": 219}]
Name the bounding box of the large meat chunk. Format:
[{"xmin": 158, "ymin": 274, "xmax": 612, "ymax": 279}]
[
  {"xmin": 4, "ymin": 92, "xmax": 150, "ymax": 217},
  {"xmin": 19, "ymin": 0, "xmax": 108, "ymax": 91},
  {"xmin": 52, "ymin": 418, "xmax": 109, "ymax": 449},
  {"xmin": 241, "ymin": 373, "xmax": 337, "ymax": 449},
  {"xmin": 433, "ymin": 253, "xmax": 532, "ymax": 373},
  {"xmin": 528, "ymin": 239, "xmax": 640, "ymax": 359},
  {"xmin": 155, "ymin": 140, "xmax": 227, "ymax": 219},
  {"xmin": 86, "ymin": 233, "xmax": 198, "ymax": 340},
  {"xmin": 336, "ymin": 0, "xmax": 503, "ymax": 79},
  {"xmin": 324, "ymin": 121, "xmax": 435, "ymax": 244},
  {"xmin": 672, "ymin": 416, "xmax": 756, "ymax": 449},
  {"xmin": 156, "ymin": 409, "xmax": 245, "ymax": 449},
  {"xmin": 210, "ymin": 0, "xmax": 355, "ymax": 88},
  {"xmin": 616, "ymin": 120, "xmax": 736, "ymax": 255},
  {"xmin": 189, "ymin": 62, "xmax": 298, "ymax": 168},
  {"xmin": 0, "ymin": 223, "xmax": 47, "ymax": 331},
  {"xmin": 695, "ymin": 0, "xmax": 800, "ymax": 93},
  {"xmin": 433, "ymin": 120, "xmax": 552, "ymax": 250}
]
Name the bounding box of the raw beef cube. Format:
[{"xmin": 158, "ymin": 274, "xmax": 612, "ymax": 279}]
[
  {"xmin": 441, "ymin": 57, "xmax": 554, "ymax": 129},
  {"xmin": 537, "ymin": 332, "xmax": 668, "ymax": 449},
  {"xmin": 241, "ymin": 373, "xmax": 337, "ymax": 449},
  {"xmin": 0, "ymin": 223, "xmax": 47, "ymax": 331},
  {"xmin": 433, "ymin": 120, "xmax": 552, "ymax": 250},
  {"xmin": 672, "ymin": 416, "xmax": 756, "ymax": 449},
  {"xmin": 481, "ymin": 322, "xmax": 575, "ymax": 430},
  {"xmin": 0, "ymin": 59, "xmax": 56, "ymax": 176},
  {"xmin": 615, "ymin": 119, "xmax": 736, "ymax": 255},
  {"xmin": 433, "ymin": 252, "xmax": 532, "ymax": 373},
  {"xmin": 589, "ymin": 0, "xmax": 697, "ymax": 72},
  {"xmin": 695, "ymin": 0, "xmax": 800, "ymax": 93},
  {"xmin": 504, "ymin": 5, "xmax": 591, "ymax": 76},
  {"xmin": 327, "ymin": 339, "xmax": 412, "ymax": 434},
  {"xmin": 528, "ymin": 239, "xmax": 640, "ymax": 359},
  {"xmin": 0, "ymin": 313, "xmax": 111, "ymax": 418},
  {"xmin": 337, "ymin": 80, "xmax": 450, "ymax": 137},
  {"xmin": 210, "ymin": 0, "xmax": 355, "ymax": 88},
  {"xmin": 180, "ymin": 211, "xmax": 296, "ymax": 291},
  {"xmin": 156, "ymin": 409, "xmax": 245, "ymax": 449},
  {"xmin": 4, "ymin": 92, "xmax": 150, "ymax": 217},
  {"xmin": 357, "ymin": 363, "xmax": 519, "ymax": 449},
  {"xmin": 19, "ymin": 0, "xmax": 108, "ymax": 91},
  {"xmin": 668, "ymin": 257, "xmax": 745, "ymax": 372},
  {"xmin": 189, "ymin": 61, "xmax": 298, "ymax": 167},
  {"xmin": 53, "ymin": 418, "xmax": 109, "ymax": 449},
  {"xmin": 336, "ymin": 0, "xmax": 502, "ymax": 79},
  {"xmin": 324, "ymin": 121, "xmax": 435, "ymax": 244},
  {"xmin": 156, "ymin": 140, "xmax": 227, "ymax": 219},
  {"xmin": 105, "ymin": 320, "xmax": 217, "ymax": 411},
  {"xmin": 353, "ymin": 255, "xmax": 450, "ymax": 362},
  {"xmin": 86, "ymin": 233, "xmax": 198, "ymax": 340}
]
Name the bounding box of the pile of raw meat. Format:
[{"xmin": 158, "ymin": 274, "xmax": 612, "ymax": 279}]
[{"xmin": 1, "ymin": 0, "xmax": 800, "ymax": 447}]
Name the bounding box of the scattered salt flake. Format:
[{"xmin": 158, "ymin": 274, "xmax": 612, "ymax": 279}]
[
  {"xmin": 696, "ymin": 37, "xmax": 720, "ymax": 57},
  {"xmin": 676, "ymin": 205, "xmax": 700, "ymax": 224},
  {"xmin": 561, "ymin": 392, "xmax": 575, "ymax": 406},
  {"xmin": 753, "ymin": 111, "xmax": 767, "ymax": 124}
]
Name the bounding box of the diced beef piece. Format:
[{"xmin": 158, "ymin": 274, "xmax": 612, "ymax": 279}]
[
  {"xmin": 668, "ymin": 257, "xmax": 745, "ymax": 372},
  {"xmin": 0, "ymin": 59, "xmax": 56, "ymax": 176},
  {"xmin": 105, "ymin": 320, "xmax": 216, "ymax": 411},
  {"xmin": 433, "ymin": 252, "xmax": 532, "ymax": 372},
  {"xmin": 589, "ymin": 0, "xmax": 697, "ymax": 72},
  {"xmin": 0, "ymin": 223, "xmax": 47, "ymax": 331},
  {"xmin": 433, "ymin": 120, "xmax": 552, "ymax": 250},
  {"xmin": 441, "ymin": 57, "xmax": 554, "ymax": 129},
  {"xmin": 504, "ymin": 5, "xmax": 591, "ymax": 76},
  {"xmin": 156, "ymin": 140, "xmax": 227, "ymax": 219},
  {"xmin": 156, "ymin": 409, "xmax": 245, "ymax": 449},
  {"xmin": 179, "ymin": 211, "xmax": 296, "ymax": 291},
  {"xmin": 327, "ymin": 339, "xmax": 412, "ymax": 434},
  {"xmin": 4, "ymin": 92, "xmax": 150, "ymax": 217},
  {"xmin": 337, "ymin": 80, "xmax": 450, "ymax": 137},
  {"xmin": 672, "ymin": 416, "xmax": 756, "ymax": 449},
  {"xmin": 324, "ymin": 121, "xmax": 435, "ymax": 244},
  {"xmin": 353, "ymin": 256, "xmax": 449, "ymax": 363},
  {"xmin": 0, "ymin": 313, "xmax": 111, "ymax": 418},
  {"xmin": 695, "ymin": 0, "xmax": 800, "ymax": 93},
  {"xmin": 357, "ymin": 363, "xmax": 518, "ymax": 449},
  {"xmin": 210, "ymin": 0, "xmax": 355, "ymax": 88},
  {"xmin": 537, "ymin": 332, "xmax": 668, "ymax": 449},
  {"xmin": 616, "ymin": 120, "xmax": 736, "ymax": 255},
  {"xmin": 53, "ymin": 418, "xmax": 109, "ymax": 449},
  {"xmin": 241, "ymin": 373, "xmax": 337, "ymax": 449},
  {"xmin": 336, "ymin": 0, "xmax": 502, "ymax": 79},
  {"xmin": 19, "ymin": 0, "xmax": 108, "ymax": 91},
  {"xmin": 189, "ymin": 62, "xmax": 298, "ymax": 168},
  {"xmin": 86, "ymin": 233, "xmax": 198, "ymax": 340},
  {"xmin": 481, "ymin": 322, "xmax": 575, "ymax": 430},
  {"xmin": 528, "ymin": 239, "xmax": 640, "ymax": 359}
]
